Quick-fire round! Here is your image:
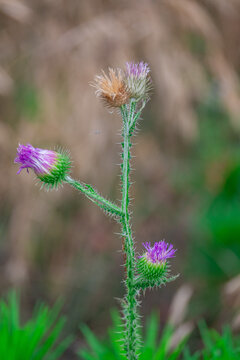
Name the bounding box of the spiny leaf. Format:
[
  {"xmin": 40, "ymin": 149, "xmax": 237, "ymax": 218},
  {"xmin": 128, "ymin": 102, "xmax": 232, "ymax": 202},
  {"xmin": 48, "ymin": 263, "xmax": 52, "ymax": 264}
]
[{"xmin": 0, "ymin": 291, "xmax": 72, "ymax": 360}]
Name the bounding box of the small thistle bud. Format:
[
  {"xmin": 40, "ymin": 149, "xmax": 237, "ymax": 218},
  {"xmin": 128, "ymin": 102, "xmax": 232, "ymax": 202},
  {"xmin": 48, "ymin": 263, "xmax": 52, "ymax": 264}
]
[
  {"xmin": 93, "ymin": 68, "xmax": 130, "ymax": 108},
  {"xmin": 15, "ymin": 144, "xmax": 71, "ymax": 188},
  {"xmin": 125, "ymin": 61, "xmax": 152, "ymax": 101},
  {"xmin": 137, "ymin": 241, "xmax": 176, "ymax": 280}
]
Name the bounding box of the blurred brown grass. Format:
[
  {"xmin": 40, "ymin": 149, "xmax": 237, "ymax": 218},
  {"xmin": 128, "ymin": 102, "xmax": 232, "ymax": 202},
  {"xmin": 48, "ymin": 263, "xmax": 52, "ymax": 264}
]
[{"xmin": 1, "ymin": 0, "xmax": 240, "ymax": 333}]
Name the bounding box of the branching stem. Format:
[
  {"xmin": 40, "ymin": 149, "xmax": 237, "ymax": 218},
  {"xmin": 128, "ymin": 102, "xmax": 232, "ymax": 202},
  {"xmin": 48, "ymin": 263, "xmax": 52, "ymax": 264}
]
[
  {"xmin": 65, "ymin": 176, "xmax": 123, "ymax": 218},
  {"xmin": 67, "ymin": 100, "xmax": 146, "ymax": 359}
]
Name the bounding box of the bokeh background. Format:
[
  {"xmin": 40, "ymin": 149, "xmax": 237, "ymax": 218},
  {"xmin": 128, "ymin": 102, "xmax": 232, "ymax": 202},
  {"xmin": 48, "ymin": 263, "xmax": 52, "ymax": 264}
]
[{"xmin": 1, "ymin": 0, "xmax": 240, "ymax": 356}]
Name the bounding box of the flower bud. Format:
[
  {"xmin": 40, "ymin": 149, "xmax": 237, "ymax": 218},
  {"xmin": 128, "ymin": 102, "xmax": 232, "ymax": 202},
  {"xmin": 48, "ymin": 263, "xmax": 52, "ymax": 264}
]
[
  {"xmin": 15, "ymin": 144, "xmax": 71, "ymax": 188},
  {"xmin": 137, "ymin": 241, "xmax": 176, "ymax": 280},
  {"xmin": 125, "ymin": 62, "xmax": 152, "ymax": 101}
]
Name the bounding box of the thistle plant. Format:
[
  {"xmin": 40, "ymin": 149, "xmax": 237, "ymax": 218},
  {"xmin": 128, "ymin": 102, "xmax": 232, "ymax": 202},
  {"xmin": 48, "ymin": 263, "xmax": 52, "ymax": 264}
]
[{"xmin": 15, "ymin": 62, "xmax": 178, "ymax": 360}]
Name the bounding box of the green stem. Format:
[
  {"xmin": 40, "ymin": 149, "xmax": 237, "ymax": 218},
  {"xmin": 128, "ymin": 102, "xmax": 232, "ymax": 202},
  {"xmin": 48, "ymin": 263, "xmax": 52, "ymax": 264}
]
[
  {"xmin": 121, "ymin": 102, "xmax": 139, "ymax": 360},
  {"xmin": 65, "ymin": 176, "xmax": 122, "ymax": 218},
  {"xmin": 129, "ymin": 100, "xmax": 146, "ymax": 135},
  {"xmin": 65, "ymin": 99, "xmax": 145, "ymax": 359}
]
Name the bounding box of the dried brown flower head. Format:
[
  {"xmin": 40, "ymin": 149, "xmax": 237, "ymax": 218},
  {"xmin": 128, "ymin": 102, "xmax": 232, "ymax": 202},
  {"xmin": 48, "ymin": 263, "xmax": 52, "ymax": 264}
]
[{"xmin": 93, "ymin": 68, "xmax": 129, "ymax": 108}]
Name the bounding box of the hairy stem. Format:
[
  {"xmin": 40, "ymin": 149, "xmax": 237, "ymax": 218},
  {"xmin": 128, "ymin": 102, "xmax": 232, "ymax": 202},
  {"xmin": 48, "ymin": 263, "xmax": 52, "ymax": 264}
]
[
  {"xmin": 121, "ymin": 102, "xmax": 139, "ymax": 360},
  {"xmin": 65, "ymin": 176, "xmax": 122, "ymax": 218}
]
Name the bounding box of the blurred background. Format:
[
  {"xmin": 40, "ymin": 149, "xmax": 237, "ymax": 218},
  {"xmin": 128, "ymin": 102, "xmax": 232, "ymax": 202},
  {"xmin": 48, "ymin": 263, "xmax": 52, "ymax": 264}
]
[{"xmin": 1, "ymin": 0, "xmax": 240, "ymax": 356}]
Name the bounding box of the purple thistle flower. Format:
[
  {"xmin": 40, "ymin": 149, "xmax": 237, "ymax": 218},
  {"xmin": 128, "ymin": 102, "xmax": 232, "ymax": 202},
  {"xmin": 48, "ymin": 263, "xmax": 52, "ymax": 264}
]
[
  {"xmin": 15, "ymin": 144, "xmax": 58, "ymax": 176},
  {"xmin": 137, "ymin": 240, "xmax": 176, "ymax": 280},
  {"xmin": 142, "ymin": 241, "xmax": 176, "ymax": 264},
  {"xmin": 125, "ymin": 61, "xmax": 152, "ymax": 101},
  {"xmin": 15, "ymin": 144, "xmax": 71, "ymax": 187}
]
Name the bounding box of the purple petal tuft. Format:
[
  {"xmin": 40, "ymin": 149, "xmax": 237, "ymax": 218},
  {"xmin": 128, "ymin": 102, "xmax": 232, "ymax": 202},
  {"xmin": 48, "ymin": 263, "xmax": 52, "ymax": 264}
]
[
  {"xmin": 15, "ymin": 144, "xmax": 57, "ymax": 176},
  {"xmin": 142, "ymin": 240, "xmax": 176, "ymax": 264},
  {"xmin": 126, "ymin": 62, "xmax": 150, "ymax": 78}
]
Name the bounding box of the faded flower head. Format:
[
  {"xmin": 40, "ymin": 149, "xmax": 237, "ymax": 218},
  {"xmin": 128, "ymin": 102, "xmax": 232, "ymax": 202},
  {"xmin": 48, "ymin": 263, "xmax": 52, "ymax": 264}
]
[
  {"xmin": 93, "ymin": 68, "xmax": 129, "ymax": 108},
  {"xmin": 15, "ymin": 144, "xmax": 71, "ymax": 188},
  {"xmin": 138, "ymin": 241, "xmax": 176, "ymax": 280},
  {"xmin": 125, "ymin": 61, "xmax": 152, "ymax": 101}
]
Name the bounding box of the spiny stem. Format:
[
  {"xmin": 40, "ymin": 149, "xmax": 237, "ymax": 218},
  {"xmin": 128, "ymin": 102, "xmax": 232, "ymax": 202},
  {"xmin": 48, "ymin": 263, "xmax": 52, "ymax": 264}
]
[
  {"xmin": 65, "ymin": 176, "xmax": 123, "ymax": 218},
  {"xmin": 129, "ymin": 100, "xmax": 146, "ymax": 134},
  {"xmin": 121, "ymin": 101, "xmax": 139, "ymax": 360},
  {"xmin": 66, "ymin": 98, "xmax": 144, "ymax": 359}
]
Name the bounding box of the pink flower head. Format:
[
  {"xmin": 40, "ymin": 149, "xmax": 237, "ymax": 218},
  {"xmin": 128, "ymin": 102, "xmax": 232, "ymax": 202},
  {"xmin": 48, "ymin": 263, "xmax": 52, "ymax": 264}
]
[
  {"xmin": 142, "ymin": 241, "xmax": 176, "ymax": 264},
  {"xmin": 15, "ymin": 144, "xmax": 71, "ymax": 188},
  {"xmin": 15, "ymin": 144, "xmax": 57, "ymax": 176}
]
